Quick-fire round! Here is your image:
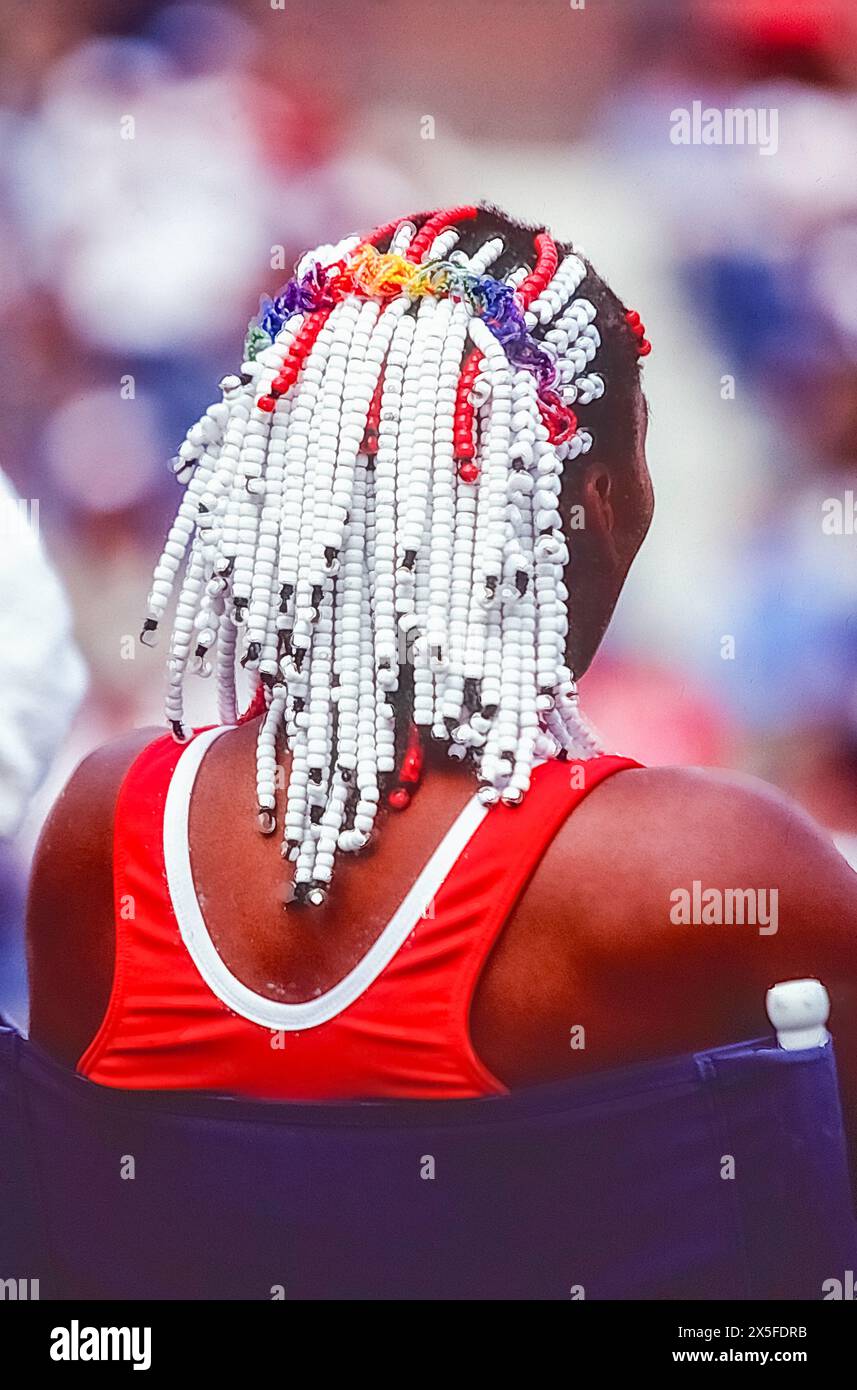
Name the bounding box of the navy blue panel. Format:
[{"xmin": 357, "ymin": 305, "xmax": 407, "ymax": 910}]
[
  {"xmin": 0, "ymin": 1027, "xmax": 53, "ymax": 1295},
  {"xmin": 1, "ymin": 1023, "xmax": 854, "ymax": 1300}
]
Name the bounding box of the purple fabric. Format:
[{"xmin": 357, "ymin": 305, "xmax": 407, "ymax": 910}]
[{"xmin": 1, "ymin": 1021, "xmax": 854, "ymax": 1300}]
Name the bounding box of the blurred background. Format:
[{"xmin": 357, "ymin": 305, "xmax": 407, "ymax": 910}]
[{"xmin": 2, "ymin": 0, "xmax": 857, "ymax": 1024}]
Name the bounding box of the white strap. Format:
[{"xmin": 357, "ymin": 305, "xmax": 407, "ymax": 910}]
[{"xmin": 163, "ymin": 726, "xmax": 489, "ymax": 1030}]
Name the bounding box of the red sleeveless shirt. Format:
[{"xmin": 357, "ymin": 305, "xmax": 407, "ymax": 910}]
[{"xmin": 78, "ymin": 727, "xmax": 639, "ymax": 1100}]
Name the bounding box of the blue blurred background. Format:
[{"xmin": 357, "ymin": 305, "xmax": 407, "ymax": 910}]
[{"xmin": 2, "ymin": 0, "xmax": 857, "ymax": 1023}]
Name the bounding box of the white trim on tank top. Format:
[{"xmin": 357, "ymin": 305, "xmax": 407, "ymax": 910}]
[{"xmin": 163, "ymin": 724, "xmax": 490, "ymax": 1030}]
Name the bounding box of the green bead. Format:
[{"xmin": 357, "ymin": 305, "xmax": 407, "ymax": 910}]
[{"xmin": 244, "ymin": 323, "xmax": 273, "ymax": 362}]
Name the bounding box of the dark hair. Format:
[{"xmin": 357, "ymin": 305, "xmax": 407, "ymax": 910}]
[{"xmin": 382, "ymin": 203, "xmax": 645, "ymax": 470}]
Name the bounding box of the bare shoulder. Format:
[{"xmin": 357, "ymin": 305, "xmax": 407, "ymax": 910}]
[
  {"xmin": 583, "ymin": 759, "xmax": 856, "ymax": 851},
  {"xmin": 29, "ymin": 726, "xmax": 163, "ymax": 886},
  {"xmin": 472, "ymin": 762, "xmax": 857, "ymax": 1089},
  {"xmin": 27, "ymin": 726, "xmax": 162, "ymax": 1065},
  {"xmin": 550, "ymin": 763, "xmax": 857, "ymax": 934}
]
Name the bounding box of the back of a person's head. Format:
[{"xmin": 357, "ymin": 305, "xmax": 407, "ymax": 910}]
[{"xmin": 142, "ymin": 204, "xmax": 651, "ymax": 903}]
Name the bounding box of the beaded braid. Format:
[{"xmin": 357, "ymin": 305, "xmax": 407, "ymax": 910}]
[{"xmin": 142, "ymin": 207, "xmax": 649, "ymax": 905}]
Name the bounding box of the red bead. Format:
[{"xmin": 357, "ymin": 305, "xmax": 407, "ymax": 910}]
[
  {"xmin": 407, "ymin": 205, "xmax": 479, "ymax": 263},
  {"xmin": 368, "ymin": 211, "xmax": 426, "ymax": 247},
  {"xmin": 388, "ymin": 788, "xmax": 411, "ymax": 810},
  {"xmin": 458, "ymin": 461, "xmax": 479, "ymax": 483},
  {"xmin": 638, "ymin": 339, "xmax": 652, "ymax": 356},
  {"xmin": 257, "ymin": 395, "xmax": 276, "ymax": 412},
  {"xmin": 366, "ymin": 379, "xmax": 384, "ymax": 430},
  {"xmin": 519, "ymin": 231, "xmax": 559, "ymax": 307},
  {"xmin": 400, "ymin": 752, "xmax": 422, "ymax": 783}
]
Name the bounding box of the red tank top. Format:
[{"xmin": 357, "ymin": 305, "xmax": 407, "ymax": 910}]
[{"xmin": 78, "ymin": 727, "xmax": 639, "ymax": 1100}]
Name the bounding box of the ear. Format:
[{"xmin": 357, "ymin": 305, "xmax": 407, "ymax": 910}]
[{"xmin": 580, "ymin": 463, "xmax": 621, "ymax": 563}]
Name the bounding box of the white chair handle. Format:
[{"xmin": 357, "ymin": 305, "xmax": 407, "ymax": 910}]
[{"xmin": 766, "ymin": 979, "xmax": 830, "ymax": 1050}]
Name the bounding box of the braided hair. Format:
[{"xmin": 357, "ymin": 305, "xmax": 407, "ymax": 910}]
[{"xmin": 142, "ymin": 205, "xmax": 648, "ymax": 905}]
